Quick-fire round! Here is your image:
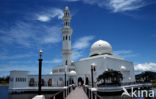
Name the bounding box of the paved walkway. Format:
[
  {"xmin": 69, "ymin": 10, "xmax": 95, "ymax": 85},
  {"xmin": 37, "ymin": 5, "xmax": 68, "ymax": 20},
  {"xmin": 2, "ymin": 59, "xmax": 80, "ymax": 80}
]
[{"xmin": 66, "ymin": 87, "xmax": 88, "ymax": 99}]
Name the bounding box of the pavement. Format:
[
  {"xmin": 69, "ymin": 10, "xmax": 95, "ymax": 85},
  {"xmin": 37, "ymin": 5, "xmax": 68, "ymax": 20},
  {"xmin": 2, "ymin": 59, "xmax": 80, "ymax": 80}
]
[{"xmin": 66, "ymin": 87, "xmax": 88, "ymax": 99}]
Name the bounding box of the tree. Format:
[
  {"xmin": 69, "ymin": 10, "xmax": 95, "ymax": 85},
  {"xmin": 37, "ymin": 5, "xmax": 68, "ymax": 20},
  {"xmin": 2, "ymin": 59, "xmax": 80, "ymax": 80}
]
[
  {"xmin": 97, "ymin": 69, "xmax": 123, "ymax": 86},
  {"xmin": 141, "ymin": 71, "xmax": 153, "ymax": 82}
]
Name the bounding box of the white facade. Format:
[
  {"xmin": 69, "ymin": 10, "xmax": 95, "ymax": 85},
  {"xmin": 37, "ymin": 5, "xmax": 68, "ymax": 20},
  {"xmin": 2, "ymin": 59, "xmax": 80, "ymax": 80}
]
[{"xmin": 9, "ymin": 6, "xmax": 135, "ymax": 89}]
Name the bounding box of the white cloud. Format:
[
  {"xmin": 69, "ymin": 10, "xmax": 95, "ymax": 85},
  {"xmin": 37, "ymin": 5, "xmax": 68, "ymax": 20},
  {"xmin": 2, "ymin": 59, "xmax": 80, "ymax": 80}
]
[
  {"xmin": 114, "ymin": 50, "xmax": 137, "ymax": 58},
  {"xmin": 43, "ymin": 26, "xmax": 62, "ymax": 44},
  {"xmin": 36, "ymin": 8, "xmax": 64, "ymax": 22},
  {"xmin": 72, "ymin": 50, "xmax": 83, "ymax": 61},
  {"xmin": 0, "ymin": 53, "xmax": 34, "ymax": 60},
  {"xmin": 37, "ymin": 15, "xmax": 50, "ymax": 22},
  {"xmin": 65, "ymin": 0, "xmax": 147, "ymax": 12},
  {"xmin": 0, "ymin": 64, "xmax": 53, "ymax": 76},
  {"xmin": 108, "ymin": 0, "xmax": 146, "ymax": 12},
  {"xmin": 72, "ymin": 36, "xmax": 94, "ymax": 61},
  {"xmin": 0, "ymin": 21, "xmax": 62, "ymax": 47},
  {"xmin": 44, "ymin": 59, "xmax": 62, "ymax": 64},
  {"xmin": 72, "ymin": 36, "xmax": 94, "ymax": 50},
  {"xmin": 135, "ymin": 63, "xmax": 156, "ymax": 72}
]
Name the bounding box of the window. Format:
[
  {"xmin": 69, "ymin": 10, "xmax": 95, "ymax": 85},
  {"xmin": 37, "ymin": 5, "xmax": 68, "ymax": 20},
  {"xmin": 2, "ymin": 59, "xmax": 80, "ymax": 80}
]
[
  {"xmin": 59, "ymin": 69, "xmax": 65, "ymax": 72},
  {"xmin": 15, "ymin": 77, "xmax": 26, "ymax": 82},
  {"xmin": 66, "ymin": 60, "xmax": 68, "ymax": 65},
  {"xmin": 53, "ymin": 69, "xmax": 58, "ymax": 73},
  {"xmin": 66, "ymin": 22, "xmax": 68, "ymax": 26},
  {"xmin": 66, "ymin": 35, "xmax": 68, "ymax": 40}
]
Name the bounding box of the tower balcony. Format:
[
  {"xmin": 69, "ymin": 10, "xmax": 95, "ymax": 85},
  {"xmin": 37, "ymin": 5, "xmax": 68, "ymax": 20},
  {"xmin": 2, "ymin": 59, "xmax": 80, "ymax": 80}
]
[
  {"xmin": 62, "ymin": 27, "xmax": 72, "ymax": 34},
  {"xmin": 62, "ymin": 50, "xmax": 72, "ymax": 54},
  {"xmin": 63, "ymin": 16, "xmax": 71, "ymax": 22}
]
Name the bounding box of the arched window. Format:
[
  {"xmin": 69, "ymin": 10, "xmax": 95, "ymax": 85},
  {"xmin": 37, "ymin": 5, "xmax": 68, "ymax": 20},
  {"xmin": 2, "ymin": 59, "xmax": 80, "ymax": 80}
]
[
  {"xmin": 41, "ymin": 79, "xmax": 45, "ymax": 86},
  {"xmin": 66, "ymin": 35, "xmax": 68, "ymax": 40},
  {"xmin": 48, "ymin": 78, "xmax": 52, "ymax": 86},
  {"xmin": 66, "ymin": 22, "xmax": 68, "ymax": 26},
  {"xmin": 29, "ymin": 78, "xmax": 35, "ymax": 86},
  {"xmin": 66, "ymin": 60, "xmax": 68, "ymax": 65}
]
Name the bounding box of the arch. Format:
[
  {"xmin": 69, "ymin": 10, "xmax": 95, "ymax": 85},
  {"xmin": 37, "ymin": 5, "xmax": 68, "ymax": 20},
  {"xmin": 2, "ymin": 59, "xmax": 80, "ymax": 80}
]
[
  {"xmin": 29, "ymin": 78, "xmax": 35, "ymax": 86},
  {"xmin": 85, "ymin": 77, "xmax": 89, "ymax": 85},
  {"xmin": 65, "ymin": 22, "xmax": 68, "ymax": 26},
  {"xmin": 58, "ymin": 77, "xmax": 63, "ymax": 86},
  {"xmin": 78, "ymin": 77, "xmax": 84, "ymax": 86},
  {"xmin": 66, "ymin": 12, "xmax": 68, "ymax": 16},
  {"xmin": 66, "ymin": 35, "xmax": 68, "ymax": 40},
  {"xmin": 90, "ymin": 54, "xmax": 99, "ymax": 57},
  {"xmin": 41, "ymin": 79, "xmax": 45, "ymax": 86},
  {"xmin": 48, "ymin": 78, "xmax": 52, "ymax": 86},
  {"xmin": 66, "ymin": 60, "xmax": 68, "ymax": 65}
]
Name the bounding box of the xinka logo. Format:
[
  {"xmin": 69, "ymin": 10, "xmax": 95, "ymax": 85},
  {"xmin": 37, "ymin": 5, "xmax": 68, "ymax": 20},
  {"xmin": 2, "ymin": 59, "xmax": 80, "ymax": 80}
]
[{"xmin": 121, "ymin": 87, "xmax": 154, "ymax": 97}]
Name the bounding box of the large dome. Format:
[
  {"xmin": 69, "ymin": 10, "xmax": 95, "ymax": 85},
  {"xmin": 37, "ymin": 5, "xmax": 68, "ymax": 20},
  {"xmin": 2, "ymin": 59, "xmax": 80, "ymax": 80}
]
[{"xmin": 90, "ymin": 40, "xmax": 113, "ymax": 57}]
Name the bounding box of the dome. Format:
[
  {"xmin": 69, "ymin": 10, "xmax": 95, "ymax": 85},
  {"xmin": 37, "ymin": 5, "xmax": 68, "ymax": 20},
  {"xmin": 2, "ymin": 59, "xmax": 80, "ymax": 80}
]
[
  {"xmin": 90, "ymin": 40, "xmax": 113, "ymax": 57},
  {"xmin": 70, "ymin": 70, "xmax": 76, "ymax": 76}
]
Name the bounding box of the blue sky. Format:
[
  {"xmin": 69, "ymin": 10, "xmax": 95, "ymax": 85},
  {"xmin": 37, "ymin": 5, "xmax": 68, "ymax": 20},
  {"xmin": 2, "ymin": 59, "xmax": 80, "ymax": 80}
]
[{"xmin": 0, "ymin": 0, "xmax": 156, "ymax": 76}]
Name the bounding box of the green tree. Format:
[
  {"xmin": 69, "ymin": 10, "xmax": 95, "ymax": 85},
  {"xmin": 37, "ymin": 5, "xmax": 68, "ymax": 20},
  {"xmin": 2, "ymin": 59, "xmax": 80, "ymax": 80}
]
[{"xmin": 97, "ymin": 69, "xmax": 123, "ymax": 86}]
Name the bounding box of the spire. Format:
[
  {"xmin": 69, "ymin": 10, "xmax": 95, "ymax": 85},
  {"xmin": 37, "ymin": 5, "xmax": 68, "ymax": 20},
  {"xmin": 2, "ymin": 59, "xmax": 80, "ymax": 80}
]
[
  {"xmin": 65, "ymin": 6, "xmax": 69, "ymax": 10},
  {"xmin": 63, "ymin": 6, "xmax": 71, "ymax": 28},
  {"xmin": 62, "ymin": 6, "xmax": 72, "ymax": 66}
]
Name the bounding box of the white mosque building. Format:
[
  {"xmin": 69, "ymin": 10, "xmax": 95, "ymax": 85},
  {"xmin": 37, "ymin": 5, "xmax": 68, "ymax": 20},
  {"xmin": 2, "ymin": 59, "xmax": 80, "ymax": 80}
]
[{"xmin": 9, "ymin": 7, "xmax": 135, "ymax": 89}]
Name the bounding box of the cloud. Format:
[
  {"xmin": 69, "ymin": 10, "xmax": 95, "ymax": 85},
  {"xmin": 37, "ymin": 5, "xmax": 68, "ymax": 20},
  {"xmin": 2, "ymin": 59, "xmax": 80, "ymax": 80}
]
[
  {"xmin": 72, "ymin": 50, "xmax": 83, "ymax": 61},
  {"xmin": 0, "ymin": 8, "xmax": 65, "ymax": 47},
  {"xmin": 37, "ymin": 15, "xmax": 50, "ymax": 22},
  {"xmin": 0, "ymin": 64, "xmax": 53, "ymax": 76},
  {"xmin": 107, "ymin": 0, "xmax": 146, "ymax": 12},
  {"xmin": 135, "ymin": 62, "xmax": 156, "ymax": 72},
  {"xmin": 72, "ymin": 36, "xmax": 94, "ymax": 50},
  {"xmin": 72, "ymin": 36, "xmax": 94, "ymax": 61},
  {"xmin": 65, "ymin": 0, "xmax": 148, "ymax": 12},
  {"xmin": 36, "ymin": 8, "xmax": 64, "ymax": 22},
  {"xmin": 114, "ymin": 50, "xmax": 137, "ymax": 58},
  {"xmin": 44, "ymin": 59, "xmax": 62, "ymax": 64},
  {"xmin": 0, "ymin": 53, "xmax": 34, "ymax": 60},
  {"xmin": 0, "ymin": 21, "xmax": 62, "ymax": 47},
  {"xmin": 43, "ymin": 26, "xmax": 62, "ymax": 44},
  {"xmin": 64, "ymin": 0, "xmax": 79, "ymax": 2}
]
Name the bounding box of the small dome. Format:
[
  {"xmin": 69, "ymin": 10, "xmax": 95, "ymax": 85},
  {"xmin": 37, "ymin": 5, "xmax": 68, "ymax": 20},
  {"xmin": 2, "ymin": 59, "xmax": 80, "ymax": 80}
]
[
  {"xmin": 70, "ymin": 70, "xmax": 76, "ymax": 75},
  {"xmin": 121, "ymin": 66, "xmax": 126, "ymax": 71},
  {"xmin": 90, "ymin": 40, "xmax": 113, "ymax": 57}
]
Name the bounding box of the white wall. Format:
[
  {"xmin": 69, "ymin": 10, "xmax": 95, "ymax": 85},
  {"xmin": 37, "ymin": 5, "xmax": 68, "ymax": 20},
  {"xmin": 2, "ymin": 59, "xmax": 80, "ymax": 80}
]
[
  {"xmin": 9, "ymin": 71, "xmax": 29, "ymax": 88},
  {"xmin": 74, "ymin": 55, "xmax": 136, "ymax": 84}
]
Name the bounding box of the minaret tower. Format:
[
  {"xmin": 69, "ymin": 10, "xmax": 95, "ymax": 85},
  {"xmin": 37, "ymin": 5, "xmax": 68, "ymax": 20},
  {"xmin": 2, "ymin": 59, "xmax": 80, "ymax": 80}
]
[{"xmin": 62, "ymin": 6, "xmax": 72, "ymax": 66}]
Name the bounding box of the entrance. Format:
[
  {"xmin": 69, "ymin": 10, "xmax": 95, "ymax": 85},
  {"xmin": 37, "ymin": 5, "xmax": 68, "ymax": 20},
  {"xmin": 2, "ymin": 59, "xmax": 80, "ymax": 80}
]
[{"xmin": 78, "ymin": 77, "xmax": 84, "ymax": 85}]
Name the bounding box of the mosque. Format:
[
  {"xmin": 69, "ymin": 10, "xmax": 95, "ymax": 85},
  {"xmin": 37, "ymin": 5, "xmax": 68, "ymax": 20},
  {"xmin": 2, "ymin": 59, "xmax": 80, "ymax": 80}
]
[{"xmin": 9, "ymin": 7, "xmax": 135, "ymax": 89}]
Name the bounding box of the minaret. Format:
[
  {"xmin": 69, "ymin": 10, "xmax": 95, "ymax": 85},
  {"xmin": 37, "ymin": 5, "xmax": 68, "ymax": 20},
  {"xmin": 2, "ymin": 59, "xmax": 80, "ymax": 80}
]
[{"xmin": 62, "ymin": 6, "xmax": 72, "ymax": 66}]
